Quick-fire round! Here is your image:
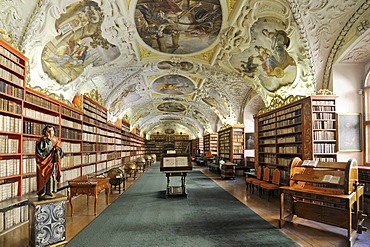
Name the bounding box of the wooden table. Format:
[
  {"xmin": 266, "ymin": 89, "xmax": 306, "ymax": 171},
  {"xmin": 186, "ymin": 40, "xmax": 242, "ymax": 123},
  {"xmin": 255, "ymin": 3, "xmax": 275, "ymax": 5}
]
[
  {"xmin": 164, "ymin": 171, "xmax": 189, "ymax": 198},
  {"xmin": 68, "ymin": 176, "xmax": 110, "ymax": 216}
]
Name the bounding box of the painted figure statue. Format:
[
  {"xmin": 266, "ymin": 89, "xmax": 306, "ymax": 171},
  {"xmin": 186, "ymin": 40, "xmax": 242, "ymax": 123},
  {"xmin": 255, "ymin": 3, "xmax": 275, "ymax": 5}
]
[{"xmin": 35, "ymin": 125, "xmax": 64, "ymax": 200}]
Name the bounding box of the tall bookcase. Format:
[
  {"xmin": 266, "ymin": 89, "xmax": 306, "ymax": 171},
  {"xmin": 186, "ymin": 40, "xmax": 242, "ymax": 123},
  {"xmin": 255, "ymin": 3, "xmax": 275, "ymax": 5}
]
[
  {"xmin": 203, "ymin": 132, "xmax": 218, "ymax": 155},
  {"xmin": 0, "ymin": 39, "xmax": 28, "ymax": 234},
  {"xmin": 255, "ymin": 95, "xmax": 337, "ymax": 184},
  {"xmin": 217, "ymin": 125, "xmax": 244, "ymax": 165},
  {"xmin": 0, "ymin": 39, "xmax": 27, "ymax": 202}
]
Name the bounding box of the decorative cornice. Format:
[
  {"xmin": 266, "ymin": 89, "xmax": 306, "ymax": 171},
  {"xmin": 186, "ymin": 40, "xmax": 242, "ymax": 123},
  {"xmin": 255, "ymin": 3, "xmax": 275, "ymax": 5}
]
[
  {"xmin": 257, "ymin": 94, "xmax": 305, "ymax": 115},
  {"xmin": 84, "ymin": 88, "xmax": 104, "ymax": 106},
  {"xmin": 0, "ymin": 28, "xmax": 19, "ymax": 49}
]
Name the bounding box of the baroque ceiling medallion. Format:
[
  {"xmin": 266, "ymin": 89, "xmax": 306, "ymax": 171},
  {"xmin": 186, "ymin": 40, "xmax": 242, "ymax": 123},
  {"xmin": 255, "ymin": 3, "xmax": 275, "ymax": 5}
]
[
  {"xmin": 41, "ymin": 0, "xmax": 120, "ymax": 85},
  {"xmin": 157, "ymin": 102, "xmax": 187, "ymax": 112},
  {"xmin": 230, "ymin": 18, "xmax": 297, "ymax": 93},
  {"xmin": 152, "ymin": 74, "xmax": 196, "ymax": 95},
  {"xmin": 134, "ymin": 0, "xmax": 222, "ymax": 54}
]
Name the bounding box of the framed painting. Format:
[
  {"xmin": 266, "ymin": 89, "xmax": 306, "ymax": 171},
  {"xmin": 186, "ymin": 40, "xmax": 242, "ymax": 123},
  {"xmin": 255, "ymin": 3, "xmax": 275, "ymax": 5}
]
[
  {"xmin": 338, "ymin": 113, "xmax": 362, "ymax": 152},
  {"xmin": 245, "ymin": 132, "xmax": 255, "ymax": 150}
]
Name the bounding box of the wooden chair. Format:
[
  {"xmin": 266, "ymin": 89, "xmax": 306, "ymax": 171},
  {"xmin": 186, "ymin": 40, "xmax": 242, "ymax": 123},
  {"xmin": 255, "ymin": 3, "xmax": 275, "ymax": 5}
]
[
  {"xmin": 251, "ymin": 166, "xmax": 269, "ymax": 193},
  {"xmin": 259, "ymin": 168, "xmax": 281, "ymax": 201},
  {"xmin": 245, "ymin": 166, "xmax": 262, "ymax": 193}
]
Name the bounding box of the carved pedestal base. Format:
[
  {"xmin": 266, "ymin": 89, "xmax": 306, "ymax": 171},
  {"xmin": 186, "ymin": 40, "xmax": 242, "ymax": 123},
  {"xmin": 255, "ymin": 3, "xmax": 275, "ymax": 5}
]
[{"xmin": 29, "ymin": 195, "xmax": 67, "ymax": 247}]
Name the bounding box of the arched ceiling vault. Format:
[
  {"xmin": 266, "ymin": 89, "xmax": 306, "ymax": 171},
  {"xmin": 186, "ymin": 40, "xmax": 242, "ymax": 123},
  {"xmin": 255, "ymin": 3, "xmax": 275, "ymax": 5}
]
[{"xmin": 1, "ymin": 0, "xmax": 369, "ymax": 137}]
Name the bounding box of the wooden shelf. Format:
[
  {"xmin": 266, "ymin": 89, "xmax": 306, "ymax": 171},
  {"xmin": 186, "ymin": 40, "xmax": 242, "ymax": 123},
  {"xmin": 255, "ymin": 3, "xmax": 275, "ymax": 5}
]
[{"xmin": 218, "ymin": 125, "xmax": 244, "ymax": 165}]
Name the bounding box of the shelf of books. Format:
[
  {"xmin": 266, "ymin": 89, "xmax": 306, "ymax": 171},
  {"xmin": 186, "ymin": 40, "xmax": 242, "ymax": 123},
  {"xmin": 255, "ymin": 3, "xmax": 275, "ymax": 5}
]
[
  {"xmin": 254, "ymin": 95, "xmax": 337, "ymax": 185},
  {"xmin": 146, "ymin": 134, "xmax": 166, "ymax": 160},
  {"xmin": 122, "ymin": 130, "xmax": 146, "ymax": 163},
  {"xmin": 203, "ymin": 132, "xmax": 218, "ymax": 155},
  {"xmin": 172, "ymin": 134, "xmax": 191, "ymax": 154},
  {"xmin": 217, "ymin": 125, "xmax": 244, "ymax": 165},
  {"xmin": 195, "ymin": 137, "xmax": 203, "ymax": 154},
  {"xmin": 0, "ymin": 39, "xmax": 28, "ymax": 234}
]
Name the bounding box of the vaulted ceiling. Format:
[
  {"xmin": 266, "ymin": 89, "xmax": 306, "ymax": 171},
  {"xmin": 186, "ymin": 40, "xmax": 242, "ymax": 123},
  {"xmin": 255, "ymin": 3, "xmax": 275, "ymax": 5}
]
[{"xmin": 1, "ymin": 0, "xmax": 369, "ymax": 138}]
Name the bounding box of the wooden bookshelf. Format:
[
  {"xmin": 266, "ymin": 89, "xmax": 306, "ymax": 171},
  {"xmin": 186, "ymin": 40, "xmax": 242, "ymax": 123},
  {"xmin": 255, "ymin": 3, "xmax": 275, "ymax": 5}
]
[
  {"xmin": 0, "ymin": 39, "xmax": 27, "ymax": 234},
  {"xmin": 254, "ymin": 95, "xmax": 337, "ymax": 185},
  {"xmin": 217, "ymin": 125, "xmax": 244, "ymax": 165},
  {"xmin": 203, "ymin": 132, "xmax": 218, "ymax": 155},
  {"xmin": 146, "ymin": 134, "xmax": 190, "ymax": 157}
]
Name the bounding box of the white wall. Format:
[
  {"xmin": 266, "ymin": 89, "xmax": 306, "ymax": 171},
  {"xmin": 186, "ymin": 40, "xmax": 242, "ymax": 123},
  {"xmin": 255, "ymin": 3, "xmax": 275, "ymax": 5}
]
[{"xmin": 332, "ymin": 63, "xmax": 365, "ymax": 164}]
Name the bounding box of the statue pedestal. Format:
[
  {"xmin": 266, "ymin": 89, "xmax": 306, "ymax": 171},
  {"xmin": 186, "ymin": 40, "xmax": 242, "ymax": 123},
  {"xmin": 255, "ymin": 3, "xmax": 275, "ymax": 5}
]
[{"xmin": 29, "ymin": 194, "xmax": 67, "ymax": 247}]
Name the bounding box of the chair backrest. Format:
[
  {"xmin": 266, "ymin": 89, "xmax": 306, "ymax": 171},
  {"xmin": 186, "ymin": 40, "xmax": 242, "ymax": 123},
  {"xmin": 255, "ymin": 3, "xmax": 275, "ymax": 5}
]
[
  {"xmin": 272, "ymin": 168, "xmax": 281, "ymax": 185},
  {"xmin": 262, "ymin": 167, "xmax": 270, "ymax": 182},
  {"xmin": 256, "ymin": 166, "xmax": 263, "ymax": 179}
]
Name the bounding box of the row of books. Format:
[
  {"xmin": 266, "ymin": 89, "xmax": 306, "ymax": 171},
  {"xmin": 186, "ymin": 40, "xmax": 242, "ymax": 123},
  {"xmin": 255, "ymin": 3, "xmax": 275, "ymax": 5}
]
[
  {"xmin": 0, "ymin": 136, "xmax": 19, "ymax": 153},
  {"xmin": 23, "ymin": 108, "xmax": 59, "ymax": 124},
  {"xmin": 61, "ymin": 128, "xmax": 82, "ymax": 140},
  {"xmin": 0, "ymin": 80, "xmax": 24, "ymax": 99},
  {"xmin": 0, "ymin": 115, "xmax": 22, "ymax": 133},
  {"xmin": 0, "ymin": 67, "xmax": 23, "ymax": 86},
  {"xmin": 21, "ymin": 138, "xmax": 37, "ymax": 154},
  {"xmin": 313, "ymin": 121, "xmax": 335, "ymax": 129},
  {"xmin": 83, "ymin": 109, "xmax": 106, "ymax": 123},
  {"xmin": 0, "ymin": 47, "xmax": 22, "ymax": 64},
  {"xmin": 25, "ymin": 93, "xmax": 59, "ymax": 112},
  {"xmin": 0, "ymin": 181, "xmax": 18, "ymax": 201},
  {"xmin": 278, "ymin": 145, "xmax": 302, "ymax": 153},
  {"xmin": 61, "ymin": 118, "xmax": 82, "ymax": 129},
  {"xmin": 0, "ymin": 158, "xmax": 20, "ymax": 177},
  {"xmin": 61, "ymin": 142, "xmax": 81, "ymax": 153},
  {"xmin": 313, "ymin": 106, "xmax": 335, "ymax": 111},
  {"xmin": 277, "ymin": 135, "xmax": 302, "ymax": 143},
  {"xmin": 276, "ymin": 104, "xmax": 301, "ymax": 117},
  {"xmin": 276, "ymin": 109, "xmax": 301, "ymax": 121},
  {"xmin": 314, "ymin": 143, "xmax": 336, "ymax": 153},
  {"xmin": 0, "ymin": 205, "xmax": 28, "ymax": 231},
  {"xmin": 276, "ymin": 117, "xmax": 301, "ymax": 127},
  {"xmin": 0, "ymin": 97, "xmax": 22, "ymax": 114},
  {"xmin": 22, "ymin": 176, "xmax": 37, "ymax": 195},
  {"xmin": 312, "ymin": 100, "xmax": 335, "ymax": 106},
  {"xmin": 276, "ymin": 125, "xmax": 301, "ymax": 135},
  {"xmin": 23, "ymin": 121, "xmax": 52, "ymax": 136},
  {"xmin": 313, "ymin": 112, "xmax": 335, "ymax": 120},
  {"xmin": 22, "ymin": 156, "xmax": 36, "ymax": 174},
  {"xmin": 61, "ymin": 154, "xmax": 82, "ymax": 168},
  {"xmin": 62, "ymin": 106, "xmax": 83, "ymax": 121},
  {"xmin": 313, "ymin": 130, "xmax": 335, "ymax": 140}
]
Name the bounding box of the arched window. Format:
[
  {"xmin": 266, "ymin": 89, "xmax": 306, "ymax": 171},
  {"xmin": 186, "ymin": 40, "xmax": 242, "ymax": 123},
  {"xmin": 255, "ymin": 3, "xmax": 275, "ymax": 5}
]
[{"xmin": 364, "ymin": 71, "xmax": 370, "ymax": 165}]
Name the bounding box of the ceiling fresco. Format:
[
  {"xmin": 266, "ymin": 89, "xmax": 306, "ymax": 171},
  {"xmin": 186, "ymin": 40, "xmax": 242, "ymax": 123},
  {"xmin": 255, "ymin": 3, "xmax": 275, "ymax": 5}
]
[
  {"xmin": 152, "ymin": 74, "xmax": 196, "ymax": 95},
  {"xmin": 41, "ymin": 1, "xmax": 120, "ymax": 85},
  {"xmin": 134, "ymin": 0, "xmax": 222, "ymax": 54},
  {"xmin": 2, "ymin": 0, "xmax": 369, "ymax": 138},
  {"xmin": 157, "ymin": 101, "xmax": 187, "ymax": 113},
  {"xmin": 231, "ymin": 19, "xmax": 297, "ymax": 92}
]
